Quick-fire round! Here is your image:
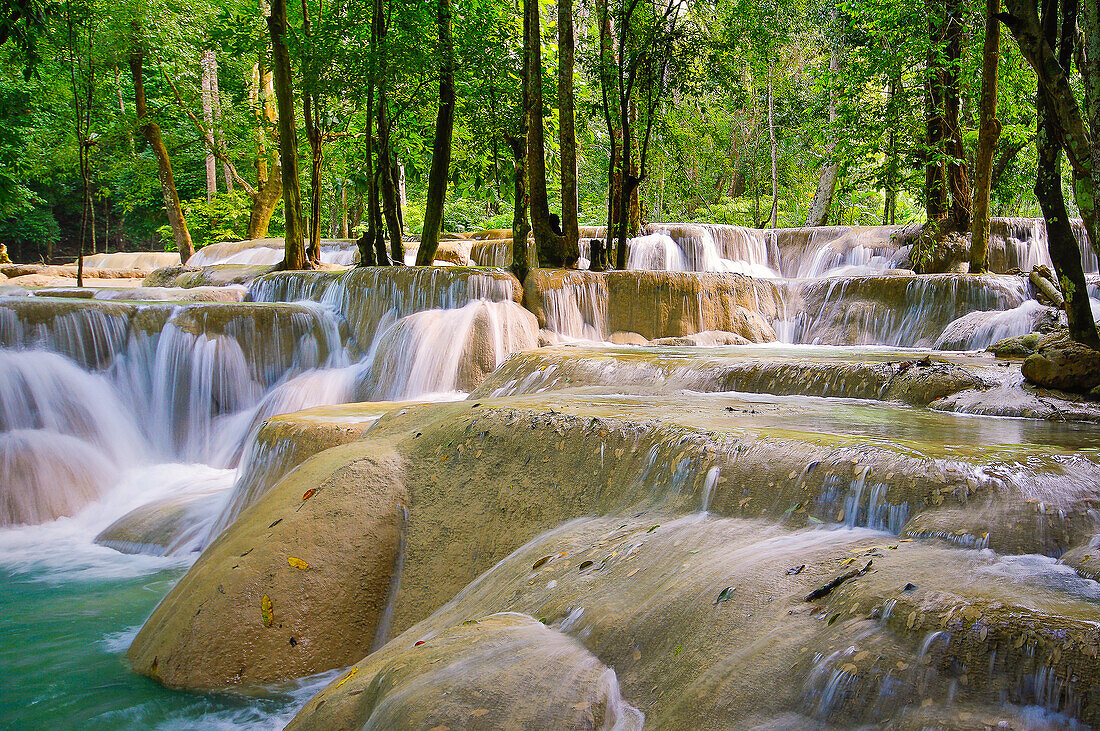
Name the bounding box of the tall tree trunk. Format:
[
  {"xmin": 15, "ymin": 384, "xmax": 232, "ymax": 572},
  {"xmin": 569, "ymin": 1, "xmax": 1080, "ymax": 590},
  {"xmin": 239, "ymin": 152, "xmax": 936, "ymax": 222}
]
[
  {"xmin": 1034, "ymin": 0, "xmax": 1099, "ymax": 346},
  {"xmin": 247, "ymin": 62, "xmax": 282, "ymax": 239},
  {"xmin": 558, "ymin": 0, "xmax": 579, "ymax": 256},
  {"xmin": 807, "ymin": 49, "xmax": 840, "ymax": 227},
  {"xmin": 130, "ymin": 42, "xmax": 194, "ymax": 263},
  {"xmin": 884, "ymin": 75, "xmax": 900, "ymax": 225},
  {"xmin": 508, "ymin": 135, "xmax": 530, "ymax": 280},
  {"xmin": 1003, "ymin": 0, "xmax": 1100, "ymax": 260},
  {"xmin": 525, "ymin": 0, "xmax": 567, "ymax": 266},
  {"xmin": 417, "ymin": 0, "xmax": 456, "ymax": 265},
  {"xmin": 598, "ymin": 0, "xmax": 620, "ymax": 267},
  {"xmin": 341, "ymin": 185, "xmax": 349, "ymax": 238},
  {"xmin": 201, "ymin": 49, "xmax": 218, "ymax": 202},
  {"xmin": 925, "ymin": 0, "xmax": 949, "ymax": 223},
  {"xmin": 267, "ymin": 0, "xmax": 308, "ymax": 269},
  {"xmin": 377, "ymin": 94, "xmax": 404, "ymax": 263},
  {"xmin": 969, "ymin": 0, "xmax": 1002, "ymax": 272},
  {"xmin": 943, "ymin": 0, "xmax": 972, "ymax": 230},
  {"xmin": 768, "ymin": 67, "xmax": 778, "ymax": 228}
]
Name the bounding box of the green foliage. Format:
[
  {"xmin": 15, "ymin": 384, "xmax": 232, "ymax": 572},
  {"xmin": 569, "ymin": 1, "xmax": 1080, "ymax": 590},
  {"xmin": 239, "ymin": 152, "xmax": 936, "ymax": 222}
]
[
  {"xmin": 158, "ymin": 192, "xmax": 252, "ymax": 250},
  {"xmin": 0, "ymin": 203, "xmax": 60, "ymax": 262}
]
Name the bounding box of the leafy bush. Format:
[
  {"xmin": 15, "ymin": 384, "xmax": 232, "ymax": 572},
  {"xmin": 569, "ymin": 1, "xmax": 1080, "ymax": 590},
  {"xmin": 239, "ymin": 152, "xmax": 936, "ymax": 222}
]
[
  {"xmin": 0, "ymin": 204, "xmax": 60, "ymax": 263},
  {"xmin": 158, "ymin": 192, "xmax": 252, "ymax": 251}
]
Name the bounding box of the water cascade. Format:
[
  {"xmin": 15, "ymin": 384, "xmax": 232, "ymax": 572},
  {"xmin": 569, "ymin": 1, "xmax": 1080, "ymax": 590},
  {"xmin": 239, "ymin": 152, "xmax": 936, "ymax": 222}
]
[{"xmin": 5, "ymin": 221, "xmax": 1100, "ymax": 728}]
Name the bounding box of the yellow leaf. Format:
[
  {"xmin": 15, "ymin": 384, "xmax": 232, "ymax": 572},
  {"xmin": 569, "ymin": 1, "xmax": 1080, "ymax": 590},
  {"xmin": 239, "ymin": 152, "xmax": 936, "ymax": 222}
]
[
  {"xmin": 261, "ymin": 594, "xmax": 274, "ymax": 627},
  {"xmin": 334, "ymin": 666, "xmax": 359, "ymax": 689},
  {"xmin": 572, "ymin": 702, "xmax": 591, "ymax": 711},
  {"xmin": 288, "ymin": 556, "xmax": 309, "ymax": 570}
]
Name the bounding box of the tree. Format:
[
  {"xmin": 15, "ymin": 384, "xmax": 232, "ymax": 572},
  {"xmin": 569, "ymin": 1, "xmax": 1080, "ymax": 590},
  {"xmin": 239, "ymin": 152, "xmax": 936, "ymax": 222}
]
[
  {"xmin": 266, "ymin": 0, "xmax": 309, "ymax": 269},
  {"xmin": 131, "ymin": 29, "xmax": 194, "ymax": 264},
  {"xmin": 968, "ymin": 0, "xmax": 1001, "ymax": 272},
  {"xmin": 416, "ymin": 0, "xmax": 455, "ymax": 265}
]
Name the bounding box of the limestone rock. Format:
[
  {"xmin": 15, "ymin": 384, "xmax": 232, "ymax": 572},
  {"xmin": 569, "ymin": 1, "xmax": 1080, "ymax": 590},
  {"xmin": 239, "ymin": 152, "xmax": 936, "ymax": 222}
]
[
  {"xmin": 1022, "ymin": 337, "xmax": 1100, "ymax": 393},
  {"xmin": 127, "ymin": 445, "xmax": 407, "ymax": 689},
  {"xmin": 884, "ymin": 360, "xmax": 992, "ymax": 406},
  {"xmin": 287, "ymin": 613, "xmax": 643, "ymax": 730},
  {"xmin": 96, "ymin": 489, "xmax": 228, "ymax": 556},
  {"xmin": 649, "ymin": 330, "xmax": 751, "ymax": 346},
  {"xmin": 988, "ymin": 332, "xmax": 1041, "ymax": 357},
  {"xmin": 609, "ymin": 331, "xmax": 648, "ymax": 345}
]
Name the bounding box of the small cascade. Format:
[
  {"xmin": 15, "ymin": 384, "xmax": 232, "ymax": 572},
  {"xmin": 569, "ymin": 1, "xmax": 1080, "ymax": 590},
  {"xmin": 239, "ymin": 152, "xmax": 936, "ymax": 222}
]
[
  {"xmin": 0, "ymin": 350, "xmax": 148, "ymax": 526},
  {"xmin": 773, "ymin": 226, "xmax": 907, "ymax": 278},
  {"xmin": 785, "ymin": 274, "xmax": 1030, "ymax": 347},
  {"xmin": 934, "ymin": 300, "xmax": 1058, "ymax": 351},
  {"xmin": 112, "ymin": 303, "xmax": 348, "ymax": 464},
  {"xmin": 187, "ymin": 239, "xmax": 360, "ymax": 267},
  {"xmin": 0, "ymin": 297, "xmax": 133, "ymax": 370},
  {"xmin": 249, "ymin": 267, "xmax": 520, "ymax": 352},
  {"xmin": 360, "ymin": 300, "xmax": 538, "ymax": 400},
  {"xmin": 537, "ymin": 272, "xmax": 609, "ymax": 341},
  {"xmin": 989, "ymin": 217, "xmax": 1097, "ymax": 274},
  {"xmin": 626, "ymin": 233, "xmax": 687, "ymax": 271}
]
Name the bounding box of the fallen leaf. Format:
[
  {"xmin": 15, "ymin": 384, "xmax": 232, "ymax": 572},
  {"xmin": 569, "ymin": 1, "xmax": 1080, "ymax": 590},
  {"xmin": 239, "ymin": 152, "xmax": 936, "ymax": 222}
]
[
  {"xmin": 261, "ymin": 594, "xmax": 274, "ymax": 627},
  {"xmin": 532, "ymin": 555, "xmax": 552, "ymax": 570},
  {"xmin": 572, "ymin": 702, "xmax": 591, "ymax": 711},
  {"xmin": 334, "ymin": 667, "xmax": 359, "ymax": 689},
  {"xmin": 578, "ymin": 560, "xmax": 594, "ymax": 571},
  {"xmin": 647, "ymin": 525, "xmax": 660, "ymax": 533},
  {"xmin": 302, "ymin": 489, "xmax": 317, "ymax": 501},
  {"xmin": 414, "ymin": 640, "xmax": 426, "ymax": 647},
  {"xmin": 715, "ymin": 586, "xmax": 737, "ymax": 604},
  {"xmin": 288, "ymin": 556, "xmax": 308, "ymax": 570}
]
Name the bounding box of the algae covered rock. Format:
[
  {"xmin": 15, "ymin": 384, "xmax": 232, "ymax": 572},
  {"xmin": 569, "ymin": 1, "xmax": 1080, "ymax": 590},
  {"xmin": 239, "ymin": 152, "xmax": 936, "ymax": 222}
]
[
  {"xmin": 989, "ymin": 331, "xmax": 1041, "ymax": 357},
  {"xmin": 287, "ymin": 613, "xmax": 643, "ymax": 731},
  {"xmin": 1022, "ymin": 336, "xmax": 1100, "ymax": 393},
  {"xmin": 95, "ymin": 488, "xmax": 228, "ymax": 556},
  {"xmin": 127, "ymin": 444, "xmax": 407, "ymax": 689}
]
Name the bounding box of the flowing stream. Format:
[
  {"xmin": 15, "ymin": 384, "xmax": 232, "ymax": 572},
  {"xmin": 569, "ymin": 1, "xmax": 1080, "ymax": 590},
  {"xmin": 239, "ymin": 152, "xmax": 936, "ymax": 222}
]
[{"xmin": 3, "ymin": 220, "xmax": 1100, "ymax": 728}]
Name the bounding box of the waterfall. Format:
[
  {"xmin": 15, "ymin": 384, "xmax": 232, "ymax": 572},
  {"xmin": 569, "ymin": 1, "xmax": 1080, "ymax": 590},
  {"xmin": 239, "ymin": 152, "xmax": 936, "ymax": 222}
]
[
  {"xmin": 360, "ymin": 300, "xmax": 538, "ymax": 400},
  {"xmin": 0, "ymin": 350, "xmax": 148, "ymax": 526}
]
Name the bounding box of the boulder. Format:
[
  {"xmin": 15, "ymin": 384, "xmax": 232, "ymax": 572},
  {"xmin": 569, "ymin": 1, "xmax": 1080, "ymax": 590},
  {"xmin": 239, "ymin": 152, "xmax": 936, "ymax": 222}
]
[
  {"xmin": 287, "ymin": 613, "xmax": 643, "ymax": 730},
  {"xmin": 95, "ymin": 489, "xmax": 228, "ymax": 556},
  {"xmin": 1022, "ymin": 336, "xmax": 1100, "ymax": 393},
  {"xmin": 988, "ymin": 332, "xmax": 1041, "ymax": 357},
  {"xmin": 127, "ymin": 445, "xmax": 407, "ymax": 689}
]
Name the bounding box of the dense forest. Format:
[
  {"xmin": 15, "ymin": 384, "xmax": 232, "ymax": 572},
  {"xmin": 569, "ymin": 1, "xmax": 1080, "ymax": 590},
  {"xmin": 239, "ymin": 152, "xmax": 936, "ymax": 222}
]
[{"xmin": 1, "ymin": 0, "xmax": 1099, "ymax": 320}]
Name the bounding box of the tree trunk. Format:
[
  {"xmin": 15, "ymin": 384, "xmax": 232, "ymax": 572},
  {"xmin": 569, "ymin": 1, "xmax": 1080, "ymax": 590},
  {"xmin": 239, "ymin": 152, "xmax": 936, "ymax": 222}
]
[
  {"xmin": 341, "ymin": 185, "xmax": 349, "ymax": 238},
  {"xmin": 417, "ymin": 0, "xmax": 456, "ymax": 265},
  {"xmin": 377, "ymin": 94, "xmax": 404, "ymax": 264},
  {"xmin": 508, "ymin": 135, "xmax": 531, "ymax": 281},
  {"xmin": 806, "ymin": 49, "xmax": 840, "ymax": 227},
  {"xmin": 969, "ymin": 0, "xmax": 1002, "ymax": 273},
  {"xmin": 943, "ymin": 0, "xmax": 972, "ymax": 230},
  {"xmin": 925, "ymin": 0, "xmax": 949, "ymax": 223},
  {"xmin": 246, "ymin": 62, "xmax": 282, "ymax": 239},
  {"xmin": 1003, "ymin": 0, "xmax": 1100, "ymax": 261},
  {"xmin": 558, "ymin": 0, "xmax": 580, "ymax": 256},
  {"xmin": 267, "ymin": 0, "xmax": 308, "ymax": 269},
  {"xmin": 201, "ymin": 49, "xmax": 218, "ymax": 202},
  {"xmin": 768, "ymin": 67, "xmax": 778, "ymax": 228},
  {"xmin": 1033, "ymin": 0, "xmax": 1099, "ymax": 346},
  {"xmin": 525, "ymin": 0, "xmax": 568, "ymax": 266},
  {"xmin": 130, "ymin": 43, "xmax": 194, "ymax": 263}
]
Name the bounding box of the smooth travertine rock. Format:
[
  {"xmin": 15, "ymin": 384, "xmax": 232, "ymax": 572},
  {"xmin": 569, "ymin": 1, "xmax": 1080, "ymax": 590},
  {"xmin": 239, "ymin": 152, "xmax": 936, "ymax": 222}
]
[
  {"xmin": 609, "ymin": 330, "xmax": 648, "ymax": 345},
  {"xmin": 81, "ymin": 251, "xmax": 182, "ymax": 271},
  {"xmin": 144, "ymin": 264, "xmax": 274, "ymax": 289},
  {"xmin": 127, "ymin": 444, "xmax": 407, "ymax": 689},
  {"xmin": 1023, "ymin": 334, "xmax": 1100, "ymax": 393},
  {"xmin": 95, "ymin": 489, "xmax": 228, "ymax": 556},
  {"xmin": 290, "ymin": 514, "xmax": 1100, "ymax": 729},
  {"xmin": 207, "ymin": 403, "xmax": 390, "ymax": 541},
  {"xmin": 133, "ymin": 393, "xmax": 1100, "ymax": 692},
  {"xmin": 289, "ymin": 613, "xmax": 643, "ymax": 730},
  {"xmin": 525, "ymin": 269, "xmax": 784, "ymax": 341},
  {"xmin": 649, "ymin": 330, "xmax": 752, "ymax": 346}
]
